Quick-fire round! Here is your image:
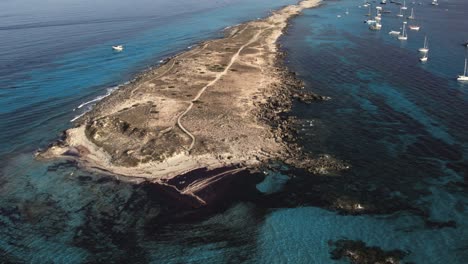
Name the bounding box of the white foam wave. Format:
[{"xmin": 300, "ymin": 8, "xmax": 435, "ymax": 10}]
[
  {"xmin": 76, "ymin": 86, "xmax": 118, "ymax": 109},
  {"xmin": 70, "ymin": 85, "xmax": 119, "ymax": 122},
  {"xmin": 70, "ymin": 112, "xmax": 86, "ymax": 122}
]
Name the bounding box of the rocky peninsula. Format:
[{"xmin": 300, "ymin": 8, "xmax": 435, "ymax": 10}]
[{"xmin": 37, "ymin": 0, "xmax": 347, "ymax": 206}]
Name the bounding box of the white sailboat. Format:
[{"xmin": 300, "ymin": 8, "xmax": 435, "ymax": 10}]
[
  {"xmin": 457, "ymin": 58, "xmax": 468, "ymax": 81},
  {"xmin": 418, "ymin": 36, "xmax": 429, "ymax": 53},
  {"xmin": 407, "ymin": 8, "xmax": 415, "ymax": 20},
  {"xmin": 402, "ymin": 0, "xmax": 408, "ymax": 10},
  {"xmin": 397, "ymin": 7, "xmax": 404, "ymax": 17},
  {"xmin": 409, "ymin": 25, "xmax": 420, "ymax": 31},
  {"xmin": 389, "ymin": 30, "xmax": 400, "ymax": 35},
  {"xmin": 398, "ymin": 22, "xmax": 408, "ymax": 40}
]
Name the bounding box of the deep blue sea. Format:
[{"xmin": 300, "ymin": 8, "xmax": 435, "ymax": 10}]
[{"xmin": 1, "ymin": 0, "xmax": 467, "ymax": 263}]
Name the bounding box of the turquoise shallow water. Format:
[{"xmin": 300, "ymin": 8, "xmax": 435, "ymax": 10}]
[{"xmin": 1, "ymin": 0, "xmax": 468, "ymax": 263}]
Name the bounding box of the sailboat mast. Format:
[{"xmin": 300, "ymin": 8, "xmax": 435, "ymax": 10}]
[{"xmin": 465, "ymin": 59, "xmax": 467, "ymax": 76}]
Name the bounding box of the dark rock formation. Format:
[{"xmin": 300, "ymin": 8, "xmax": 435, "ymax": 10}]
[{"xmin": 329, "ymin": 239, "xmax": 409, "ymax": 264}]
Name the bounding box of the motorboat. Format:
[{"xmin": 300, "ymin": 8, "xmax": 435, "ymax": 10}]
[
  {"xmin": 112, "ymin": 45, "xmax": 124, "ymax": 52},
  {"xmin": 420, "ymin": 53, "xmax": 428, "ymax": 62}
]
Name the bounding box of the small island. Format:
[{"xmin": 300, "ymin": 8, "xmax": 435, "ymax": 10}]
[{"xmin": 37, "ymin": 0, "xmax": 346, "ymax": 205}]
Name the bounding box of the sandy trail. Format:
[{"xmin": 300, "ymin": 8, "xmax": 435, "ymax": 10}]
[{"xmin": 177, "ymin": 29, "xmax": 265, "ymax": 152}]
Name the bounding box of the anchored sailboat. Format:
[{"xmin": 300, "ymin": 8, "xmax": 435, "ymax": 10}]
[
  {"xmin": 419, "ymin": 36, "xmax": 429, "ymax": 53},
  {"xmin": 366, "ymin": 5, "xmax": 372, "ymax": 16},
  {"xmin": 398, "ymin": 22, "xmax": 408, "ymax": 40},
  {"xmin": 402, "ymin": 0, "xmax": 408, "ymax": 10},
  {"xmin": 457, "ymin": 58, "xmax": 468, "ymax": 81},
  {"xmin": 397, "ymin": 7, "xmax": 404, "ymax": 17},
  {"xmin": 407, "ymin": 8, "xmax": 415, "ymax": 20}
]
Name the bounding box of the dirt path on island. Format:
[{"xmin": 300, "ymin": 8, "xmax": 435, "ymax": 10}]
[{"xmin": 177, "ymin": 28, "xmax": 265, "ymax": 152}]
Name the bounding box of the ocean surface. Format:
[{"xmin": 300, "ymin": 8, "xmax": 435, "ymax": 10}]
[{"xmin": 1, "ymin": 0, "xmax": 467, "ymax": 263}]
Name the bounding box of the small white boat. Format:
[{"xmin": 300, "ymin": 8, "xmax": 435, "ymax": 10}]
[
  {"xmin": 112, "ymin": 45, "xmax": 124, "ymax": 51},
  {"xmin": 381, "ymin": 0, "xmax": 387, "ymax": 4},
  {"xmin": 337, "ymin": 15, "xmax": 342, "ymax": 18},
  {"xmin": 402, "ymin": 0, "xmax": 408, "ymax": 10},
  {"xmin": 398, "ymin": 22, "xmax": 408, "ymax": 40},
  {"xmin": 375, "ymin": 15, "xmax": 382, "ymax": 22},
  {"xmin": 389, "ymin": 30, "xmax": 400, "ymax": 35},
  {"xmin": 420, "ymin": 54, "xmax": 428, "ymax": 62},
  {"xmin": 407, "ymin": 8, "xmax": 415, "ymax": 19},
  {"xmin": 370, "ymin": 22, "xmax": 382, "ymax": 30},
  {"xmin": 458, "ymin": 58, "xmax": 468, "ymax": 81},
  {"xmin": 345, "ymin": 8, "xmax": 349, "ymax": 15},
  {"xmin": 409, "ymin": 25, "xmax": 420, "ymax": 31},
  {"xmin": 432, "ymin": 0, "xmax": 439, "ymax": 6},
  {"xmin": 365, "ymin": 19, "xmax": 377, "ymax": 24}
]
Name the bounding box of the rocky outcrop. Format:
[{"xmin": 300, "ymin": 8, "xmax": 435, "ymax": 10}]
[{"xmin": 329, "ymin": 239, "xmax": 410, "ymax": 264}]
